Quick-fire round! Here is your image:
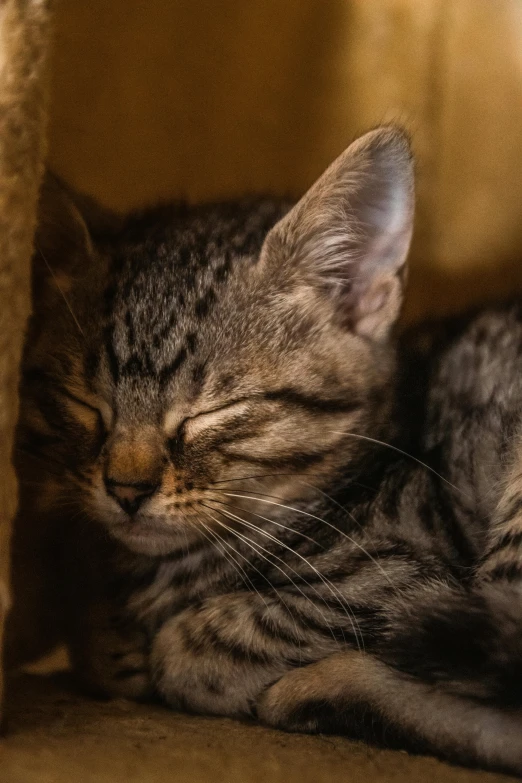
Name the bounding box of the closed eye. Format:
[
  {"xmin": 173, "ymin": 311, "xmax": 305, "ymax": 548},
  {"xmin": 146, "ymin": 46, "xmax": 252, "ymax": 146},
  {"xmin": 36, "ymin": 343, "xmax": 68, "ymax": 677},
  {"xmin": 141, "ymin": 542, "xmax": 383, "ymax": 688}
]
[
  {"xmin": 180, "ymin": 399, "xmax": 251, "ymax": 443},
  {"xmin": 167, "ymin": 387, "xmax": 361, "ymax": 445},
  {"xmin": 60, "ymin": 387, "xmax": 113, "ymax": 431}
]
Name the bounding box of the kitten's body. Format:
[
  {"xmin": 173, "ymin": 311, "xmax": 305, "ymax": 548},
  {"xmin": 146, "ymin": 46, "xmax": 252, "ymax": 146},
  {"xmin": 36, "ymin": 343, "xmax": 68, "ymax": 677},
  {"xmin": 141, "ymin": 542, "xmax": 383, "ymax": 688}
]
[{"xmin": 9, "ymin": 129, "xmax": 522, "ymax": 774}]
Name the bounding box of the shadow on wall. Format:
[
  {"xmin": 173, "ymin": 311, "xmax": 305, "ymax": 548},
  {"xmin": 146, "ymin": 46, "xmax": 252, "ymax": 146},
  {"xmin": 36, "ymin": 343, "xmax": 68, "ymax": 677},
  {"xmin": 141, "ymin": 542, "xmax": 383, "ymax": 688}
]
[
  {"xmin": 403, "ymin": 250, "xmax": 522, "ymax": 326},
  {"xmin": 48, "ymin": 0, "xmax": 522, "ymax": 321}
]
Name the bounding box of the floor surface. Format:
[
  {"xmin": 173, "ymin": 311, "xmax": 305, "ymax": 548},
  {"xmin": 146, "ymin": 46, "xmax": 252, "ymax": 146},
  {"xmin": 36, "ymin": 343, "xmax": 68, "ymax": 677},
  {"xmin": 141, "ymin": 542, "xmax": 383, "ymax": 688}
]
[{"xmin": 2, "ymin": 672, "xmax": 515, "ymax": 783}]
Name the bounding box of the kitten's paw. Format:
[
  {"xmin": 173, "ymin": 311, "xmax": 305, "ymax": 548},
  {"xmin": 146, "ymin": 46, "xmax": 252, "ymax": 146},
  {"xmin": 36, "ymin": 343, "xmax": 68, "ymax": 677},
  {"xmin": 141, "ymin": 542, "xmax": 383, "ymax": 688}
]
[
  {"xmin": 95, "ymin": 632, "xmax": 152, "ymax": 701},
  {"xmin": 258, "ymin": 658, "xmax": 348, "ymax": 733},
  {"xmin": 76, "ymin": 611, "xmax": 152, "ymax": 702},
  {"xmin": 151, "ymin": 606, "xmax": 285, "ymax": 717},
  {"xmin": 151, "ymin": 613, "xmax": 252, "ymax": 715},
  {"xmin": 257, "ymin": 669, "xmax": 322, "ymax": 733}
]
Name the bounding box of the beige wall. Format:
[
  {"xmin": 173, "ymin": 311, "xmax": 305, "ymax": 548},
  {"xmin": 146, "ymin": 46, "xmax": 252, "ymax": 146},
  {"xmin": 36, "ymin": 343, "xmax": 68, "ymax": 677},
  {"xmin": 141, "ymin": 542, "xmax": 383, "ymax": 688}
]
[{"xmin": 48, "ymin": 0, "xmax": 522, "ymax": 322}]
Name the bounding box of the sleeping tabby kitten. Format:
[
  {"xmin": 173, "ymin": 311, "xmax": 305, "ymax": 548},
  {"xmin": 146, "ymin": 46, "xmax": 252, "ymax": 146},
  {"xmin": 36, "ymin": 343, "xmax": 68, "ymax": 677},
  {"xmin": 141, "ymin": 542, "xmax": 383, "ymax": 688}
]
[{"xmin": 9, "ymin": 128, "xmax": 522, "ymax": 774}]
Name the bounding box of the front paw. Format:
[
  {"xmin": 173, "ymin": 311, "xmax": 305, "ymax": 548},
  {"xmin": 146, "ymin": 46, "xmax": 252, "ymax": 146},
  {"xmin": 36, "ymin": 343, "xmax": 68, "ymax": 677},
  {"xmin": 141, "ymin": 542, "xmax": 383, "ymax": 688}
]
[
  {"xmin": 151, "ymin": 608, "xmax": 285, "ymax": 717},
  {"xmin": 257, "ymin": 667, "xmax": 324, "ymax": 733},
  {"xmin": 74, "ymin": 609, "xmax": 152, "ymax": 702},
  {"xmin": 258, "ymin": 651, "xmax": 374, "ymax": 735}
]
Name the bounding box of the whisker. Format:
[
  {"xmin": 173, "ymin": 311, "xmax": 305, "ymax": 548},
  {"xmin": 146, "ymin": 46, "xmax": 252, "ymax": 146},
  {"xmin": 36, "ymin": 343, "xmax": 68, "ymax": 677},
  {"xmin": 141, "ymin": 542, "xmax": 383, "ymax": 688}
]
[
  {"xmin": 200, "ymin": 512, "xmax": 295, "ymax": 619},
  {"xmin": 210, "ymin": 476, "xmax": 383, "ymax": 557},
  {"xmin": 210, "ymin": 429, "xmax": 468, "ymax": 503},
  {"xmin": 203, "ymin": 505, "xmax": 338, "ymax": 648},
  {"xmin": 329, "ymin": 431, "xmax": 469, "ymax": 499},
  {"xmin": 291, "ymin": 480, "xmax": 386, "ymax": 558},
  {"xmin": 205, "ymin": 501, "xmax": 362, "ymax": 650},
  {"xmin": 222, "ymin": 494, "xmax": 385, "ymax": 602},
  {"xmin": 220, "ymin": 503, "xmax": 364, "ymax": 650},
  {"xmin": 222, "ymin": 491, "xmax": 394, "ymax": 588},
  {"xmin": 200, "ymin": 516, "xmax": 260, "ymax": 596},
  {"xmin": 36, "ymin": 244, "xmax": 85, "ymax": 338},
  {"xmin": 216, "ymin": 498, "xmax": 325, "ymax": 551},
  {"xmin": 200, "ymin": 510, "xmax": 305, "ymax": 645},
  {"xmin": 295, "ymin": 481, "xmax": 367, "ymax": 530},
  {"xmin": 208, "ymin": 472, "xmax": 314, "ymax": 486},
  {"xmin": 198, "ymin": 518, "xmax": 261, "ymax": 600}
]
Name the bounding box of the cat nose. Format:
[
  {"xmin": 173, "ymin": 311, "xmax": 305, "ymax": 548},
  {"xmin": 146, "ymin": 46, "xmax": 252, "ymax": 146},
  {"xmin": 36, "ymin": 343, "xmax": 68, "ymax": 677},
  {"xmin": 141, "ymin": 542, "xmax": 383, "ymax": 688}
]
[{"xmin": 104, "ymin": 478, "xmax": 159, "ymax": 515}]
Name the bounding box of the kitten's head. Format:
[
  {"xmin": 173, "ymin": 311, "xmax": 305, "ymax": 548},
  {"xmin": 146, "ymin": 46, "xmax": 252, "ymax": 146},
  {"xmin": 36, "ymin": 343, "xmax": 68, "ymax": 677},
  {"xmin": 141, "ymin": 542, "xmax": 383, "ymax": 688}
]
[{"xmin": 23, "ymin": 127, "xmax": 414, "ymax": 556}]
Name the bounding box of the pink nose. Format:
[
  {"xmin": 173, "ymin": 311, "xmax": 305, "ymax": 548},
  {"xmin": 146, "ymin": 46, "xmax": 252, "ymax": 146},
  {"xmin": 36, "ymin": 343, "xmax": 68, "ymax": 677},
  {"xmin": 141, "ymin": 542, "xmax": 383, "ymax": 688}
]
[{"xmin": 104, "ymin": 479, "xmax": 158, "ymax": 515}]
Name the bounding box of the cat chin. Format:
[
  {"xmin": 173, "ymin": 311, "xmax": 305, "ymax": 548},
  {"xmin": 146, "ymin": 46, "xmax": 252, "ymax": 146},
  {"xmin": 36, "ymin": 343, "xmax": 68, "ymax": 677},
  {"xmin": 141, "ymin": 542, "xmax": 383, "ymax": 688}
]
[{"xmin": 108, "ymin": 525, "xmax": 181, "ymax": 557}]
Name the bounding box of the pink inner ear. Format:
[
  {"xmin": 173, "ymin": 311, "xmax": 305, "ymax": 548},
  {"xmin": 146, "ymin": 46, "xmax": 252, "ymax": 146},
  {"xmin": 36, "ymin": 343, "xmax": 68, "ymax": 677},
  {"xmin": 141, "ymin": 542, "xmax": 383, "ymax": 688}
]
[
  {"xmin": 262, "ymin": 128, "xmax": 414, "ymax": 338},
  {"xmin": 362, "ymin": 282, "xmax": 389, "ymax": 316},
  {"xmin": 351, "ymin": 272, "xmax": 405, "ymax": 341}
]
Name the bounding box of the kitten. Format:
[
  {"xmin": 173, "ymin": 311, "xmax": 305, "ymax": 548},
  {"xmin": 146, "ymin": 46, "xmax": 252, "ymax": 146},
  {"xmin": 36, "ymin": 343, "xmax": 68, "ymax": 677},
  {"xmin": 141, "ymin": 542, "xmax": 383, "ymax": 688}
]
[{"xmin": 9, "ymin": 127, "xmax": 522, "ymax": 774}]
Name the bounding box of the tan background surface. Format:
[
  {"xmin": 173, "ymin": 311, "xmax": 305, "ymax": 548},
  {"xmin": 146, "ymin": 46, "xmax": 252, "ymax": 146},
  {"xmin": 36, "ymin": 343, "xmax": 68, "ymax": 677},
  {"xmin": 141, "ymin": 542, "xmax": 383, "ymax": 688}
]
[
  {"xmin": 0, "ymin": 0, "xmax": 51, "ymax": 719},
  {"xmin": 49, "ymin": 0, "xmax": 522, "ymax": 323},
  {"xmin": 3, "ymin": 673, "xmax": 514, "ymax": 783}
]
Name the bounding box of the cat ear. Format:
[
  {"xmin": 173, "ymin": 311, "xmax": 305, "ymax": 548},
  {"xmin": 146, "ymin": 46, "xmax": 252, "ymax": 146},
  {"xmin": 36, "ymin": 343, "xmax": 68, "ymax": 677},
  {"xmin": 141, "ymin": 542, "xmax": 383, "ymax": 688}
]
[
  {"xmin": 35, "ymin": 173, "xmax": 121, "ymax": 279},
  {"xmin": 263, "ymin": 127, "xmax": 414, "ymax": 340},
  {"xmin": 36, "ymin": 173, "xmax": 94, "ymax": 267}
]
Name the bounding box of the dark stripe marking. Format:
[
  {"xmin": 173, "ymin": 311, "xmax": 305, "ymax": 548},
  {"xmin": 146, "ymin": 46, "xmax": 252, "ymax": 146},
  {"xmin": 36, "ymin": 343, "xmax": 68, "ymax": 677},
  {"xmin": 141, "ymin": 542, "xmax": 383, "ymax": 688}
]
[
  {"xmin": 488, "ymin": 561, "xmax": 522, "ymax": 582},
  {"xmin": 263, "ymin": 388, "xmax": 362, "ymax": 415},
  {"xmin": 487, "ymin": 530, "xmax": 522, "ymax": 557},
  {"xmin": 104, "ymin": 325, "xmax": 120, "ymax": 382},
  {"xmin": 159, "ymin": 347, "xmax": 187, "ymax": 385}
]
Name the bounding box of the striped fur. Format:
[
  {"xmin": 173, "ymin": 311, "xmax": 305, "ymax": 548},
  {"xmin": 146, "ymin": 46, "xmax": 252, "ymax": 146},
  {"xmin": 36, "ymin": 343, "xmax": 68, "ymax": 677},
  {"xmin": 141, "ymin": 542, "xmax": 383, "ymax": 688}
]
[{"xmin": 9, "ymin": 127, "xmax": 522, "ymax": 775}]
